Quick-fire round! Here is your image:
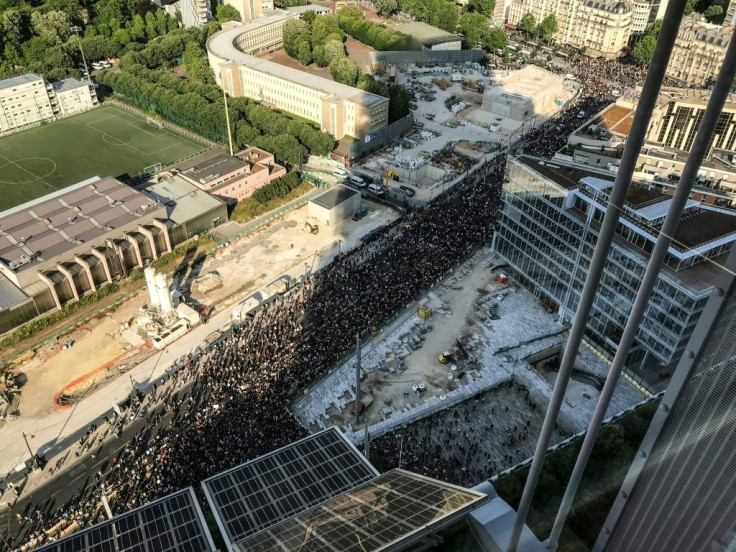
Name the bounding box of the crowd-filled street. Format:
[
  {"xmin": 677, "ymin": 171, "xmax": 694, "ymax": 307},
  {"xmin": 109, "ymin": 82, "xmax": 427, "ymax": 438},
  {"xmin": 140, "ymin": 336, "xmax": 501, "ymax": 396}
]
[{"xmin": 0, "ymin": 50, "xmax": 652, "ymax": 550}]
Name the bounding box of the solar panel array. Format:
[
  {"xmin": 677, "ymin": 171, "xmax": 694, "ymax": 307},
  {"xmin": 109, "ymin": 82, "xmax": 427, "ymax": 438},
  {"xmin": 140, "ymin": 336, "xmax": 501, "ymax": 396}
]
[
  {"xmin": 33, "ymin": 488, "xmax": 215, "ymax": 552},
  {"xmin": 202, "ymin": 428, "xmax": 378, "ymax": 546},
  {"xmin": 235, "ymin": 469, "xmax": 487, "ymax": 552}
]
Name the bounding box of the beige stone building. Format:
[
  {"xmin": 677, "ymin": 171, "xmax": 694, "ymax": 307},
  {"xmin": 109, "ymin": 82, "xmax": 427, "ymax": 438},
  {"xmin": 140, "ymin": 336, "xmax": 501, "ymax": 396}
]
[
  {"xmin": 220, "ymin": 11, "xmax": 298, "ymax": 56},
  {"xmin": 666, "ymin": 15, "xmax": 732, "ymax": 87},
  {"xmin": 51, "ymin": 78, "xmax": 98, "ymax": 116},
  {"xmin": 508, "ymin": 0, "xmax": 632, "ymax": 57},
  {"xmin": 207, "ymin": 23, "xmax": 389, "ymax": 140},
  {"xmin": 226, "ymin": 0, "xmax": 274, "ymax": 22}
]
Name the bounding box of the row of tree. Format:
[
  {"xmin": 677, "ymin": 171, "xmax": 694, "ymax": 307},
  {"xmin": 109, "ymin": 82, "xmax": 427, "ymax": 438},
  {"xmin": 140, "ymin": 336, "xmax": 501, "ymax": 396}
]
[
  {"xmin": 517, "ymin": 12, "xmax": 559, "ymax": 41},
  {"xmin": 252, "ymin": 172, "xmax": 302, "ymax": 203},
  {"xmin": 336, "ymin": 6, "xmax": 413, "ymax": 51},
  {"xmin": 458, "ymin": 12, "xmax": 507, "ymax": 50}
]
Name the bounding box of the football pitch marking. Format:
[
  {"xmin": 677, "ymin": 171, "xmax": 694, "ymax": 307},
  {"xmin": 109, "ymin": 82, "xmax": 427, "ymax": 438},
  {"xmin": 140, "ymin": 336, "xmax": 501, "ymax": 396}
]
[{"xmin": 0, "ymin": 154, "xmax": 58, "ymax": 187}]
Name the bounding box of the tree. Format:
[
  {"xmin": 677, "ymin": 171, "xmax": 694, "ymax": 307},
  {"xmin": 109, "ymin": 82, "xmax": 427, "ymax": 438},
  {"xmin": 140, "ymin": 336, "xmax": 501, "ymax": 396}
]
[
  {"xmin": 310, "ymin": 14, "xmax": 342, "ymax": 46},
  {"xmin": 459, "ymin": 13, "xmax": 488, "ymax": 48},
  {"xmin": 483, "ymin": 27, "xmax": 508, "ymax": 51},
  {"xmin": 469, "ymin": 0, "xmax": 495, "ymax": 17},
  {"xmin": 329, "ymin": 56, "xmax": 360, "ymax": 86},
  {"xmin": 324, "ymin": 39, "xmax": 345, "ymax": 64},
  {"xmin": 704, "ymin": 4, "xmax": 723, "ymax": 20},
  {"xmin": 282, "ymin": 18, "xmax": 310, "ymax": 58},
  {"xmin": 374, "ymin": 0, "xmax": 399, "ymax": 15},
  {"xmin": 518, "ymin": 12, "xmax": 537, "ymax": 35},
  {"xmin": 31, "ymin": 11, "xmax": 72, "ymax": 45},
  {"xmin": 538, "ymin": 13, "xmax": 558, "ymax": 40},
  {"xmin": 2, "ymin": 9, "xmax": 25, "ymax": 47},
  {"xmin": 297, "ymin": 40, "xmax": 312, "ymax": 65},
  {"xmin": 216, "ymin": 4, "xmax": 241, "ymax": 22},
  {"xmin": 302, "ymin": 10, "xmax": 316, "ymax": 25},
  {"xmin": 129, "ymin": 14, "xmax": 146, "ymax": 41},
  {"xmin": 632, "ymin": 33, "xmax": 656, "ymax": 64},
  {"xmin": 684, "ymin": 0, "xmax": 697, "ymax": 13},
  {"xmin": 503, "ymin": 46, "xmax": 510, "ymax": 63},
  {"xmin": 428, "ymin": 0, "xmax": 459, "ymax": 33}
]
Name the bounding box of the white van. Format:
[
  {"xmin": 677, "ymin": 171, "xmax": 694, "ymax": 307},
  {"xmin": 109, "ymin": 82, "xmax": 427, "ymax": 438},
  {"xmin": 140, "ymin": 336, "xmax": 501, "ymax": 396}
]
[
  {"xmin": 350, "ymin": 175, "xmax": 366, "ymax": 188},
  {"xmin": 333, "ymin": 168, "xmax": 348, "ymax": 180},
  {"xmin": 368, "ymin": 183, "xmax": 385, "ymax": 196}
]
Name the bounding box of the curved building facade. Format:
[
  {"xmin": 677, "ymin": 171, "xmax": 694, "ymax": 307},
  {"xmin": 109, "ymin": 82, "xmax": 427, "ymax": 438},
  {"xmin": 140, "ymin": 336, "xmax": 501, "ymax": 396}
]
[{"xmin": 207, "ymin": 20, "xmax": 389, "ymax": 140}]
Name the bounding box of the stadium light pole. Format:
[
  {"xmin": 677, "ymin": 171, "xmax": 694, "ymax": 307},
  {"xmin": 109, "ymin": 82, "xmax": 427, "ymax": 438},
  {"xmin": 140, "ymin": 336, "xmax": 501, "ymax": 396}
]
[
  {"xmin": 546, "ymin": 24, "xmax": 736, "ymax": 550},
  {"xmin": 505, "ymin": 0, "xmax": 688, "ymax": 549},
  {"xmin": 220, "ymin": 79, "xmax": 235, "ymax": 157},
  {"xmin": 70, "ymin": 26, "xmax": 93, "ymax": 87}
]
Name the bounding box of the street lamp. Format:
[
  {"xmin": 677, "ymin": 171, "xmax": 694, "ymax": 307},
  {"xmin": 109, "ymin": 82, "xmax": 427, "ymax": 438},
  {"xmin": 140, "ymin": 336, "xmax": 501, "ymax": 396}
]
[{"xmin": 70, "ymin": 26, "xmax": 93, "ymax": 87}]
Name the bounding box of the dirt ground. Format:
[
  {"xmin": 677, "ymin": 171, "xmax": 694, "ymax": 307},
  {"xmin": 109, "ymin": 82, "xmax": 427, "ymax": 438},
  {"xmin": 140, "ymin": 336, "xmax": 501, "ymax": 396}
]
[{"xmin": 7, "ymin": 202, "xmax": 398, "ymax": 422}]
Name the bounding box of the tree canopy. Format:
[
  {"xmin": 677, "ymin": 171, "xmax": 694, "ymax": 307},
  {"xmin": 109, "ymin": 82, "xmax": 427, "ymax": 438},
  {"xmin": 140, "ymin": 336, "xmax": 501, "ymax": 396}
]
[
  {"xmin": 631, "ymin": 19, "xmax": 661, "ymax": 64},
  {"xmin": 538, "ymin": 13, "xmax": 558, "ymax": 40},
  {"xmin": 216, "ymin": 4, "xmax": 241, "ymax": 22},
  {"xmin": 518, "ymin": 12, "xmax": 537, "ymax": 35},
  {"xmin": 468, "ymin": 0, "xmax": 495, "ymax": 17}
]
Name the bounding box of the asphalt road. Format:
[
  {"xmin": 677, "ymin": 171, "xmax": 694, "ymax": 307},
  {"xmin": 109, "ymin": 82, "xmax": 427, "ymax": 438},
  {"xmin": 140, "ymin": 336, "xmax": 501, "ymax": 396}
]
[{"xmin": 0, "ymin": 388, "xmax": 186, "ymax": 550}]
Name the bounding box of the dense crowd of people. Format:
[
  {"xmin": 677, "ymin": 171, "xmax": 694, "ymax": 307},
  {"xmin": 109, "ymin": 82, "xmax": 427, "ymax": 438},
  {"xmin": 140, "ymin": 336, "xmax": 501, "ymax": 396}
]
[
  {"xmin": 372, "ymin": 382, "xmax": 545, "ymax": 488},
  {"xmin": 2, "ymin": 48, "xmax": 662, "ymax": 549},
  {"xmin": 3, "ymin": 155, "xmax": 505, "ymax": 550}
]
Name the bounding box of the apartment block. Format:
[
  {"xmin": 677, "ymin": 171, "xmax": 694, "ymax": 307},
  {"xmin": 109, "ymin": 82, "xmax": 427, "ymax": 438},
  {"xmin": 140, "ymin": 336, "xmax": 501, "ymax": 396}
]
[
  {"xmin": 167, "ymin": 0, "xmax": 211, "ymax": 28},
  {"xmin": 508, "ymin": 0, "xmax": 632, "ymax": 57},
  {"xmin": 51, "ymin": 78, "xmax": 98, "ymax": 116},
  {"xmin": 492, "ymin": 155, "xmax": 736, "ymax": 369},
  {"xmin": 0, "ymin": 74, "xmax": 97, "ymax": 133},
  {"xmin": 0, "ymin": 74, "xmax": 56, "ymax": 133},
  {"xmin": 667, "ymin": 15, "xmax": 732, "ymax": 87},
  {"xmin": 222, "ymin": 11, "xmax": 297, "ymax": 55},
  {"xmin": 208, "ymin": 22, "xmax": 389, "ymax": 140}
]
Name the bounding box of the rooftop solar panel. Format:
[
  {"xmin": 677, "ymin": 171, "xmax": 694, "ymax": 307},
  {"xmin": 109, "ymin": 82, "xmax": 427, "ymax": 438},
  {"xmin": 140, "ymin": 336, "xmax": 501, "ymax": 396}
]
[
  {"xmin": 235, "ymin": 469, "xmax": 487, "ymax": 552},
  {"xmin": 202, "ymin": 428, "xmax": 378, "ymax": 549},
  {"xmin": 32, "ymin": 488, "xmax": 215, "ymax": 552}
]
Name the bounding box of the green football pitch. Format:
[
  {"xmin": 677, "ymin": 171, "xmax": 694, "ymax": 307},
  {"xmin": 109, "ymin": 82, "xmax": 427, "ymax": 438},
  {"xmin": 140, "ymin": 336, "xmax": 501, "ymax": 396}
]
[{"xmin": 0, "ymin": 105, "xmax": 209, "ymax": 211}]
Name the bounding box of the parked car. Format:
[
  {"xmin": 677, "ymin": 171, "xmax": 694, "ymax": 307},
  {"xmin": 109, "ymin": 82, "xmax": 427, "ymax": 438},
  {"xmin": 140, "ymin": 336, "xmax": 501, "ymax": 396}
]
[
  {"xmin": 350, "ymin": 175, "xmax": 366, "ymax": 188},
  {"xmin": 332, "ymin": 168, "xmax": 348, "ymax": 180},
  {"xmin": 368, "ymin": 183, "xmax": 385, "ymax": 196}
]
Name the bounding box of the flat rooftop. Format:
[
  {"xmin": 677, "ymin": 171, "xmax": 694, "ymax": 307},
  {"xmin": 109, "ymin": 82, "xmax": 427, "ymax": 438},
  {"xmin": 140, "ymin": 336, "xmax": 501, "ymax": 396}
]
[
  {"xmin": 491, "ymin": 66, "xmax": 564, "ymax": 99},
  {"xmin": 0, "ymin": 177, "xmax": 160, "ymax": 273},
  {"xmin": 51, "ymin": 78, "xmax": 89, "ymax": 93},
  {"xmin": 208, "ymin": 24, "xmax": 388, "ymax": 107},
  {"xmin": 516, "ymin": 156, "xmax": 613, "ymax": 190},
  {"xmin": 673, "ymin": 208, "xmax": 736, "ymax": 251},
  {"xmin": 143, "ymin": 175, "xmax": 226, "ymax": 225},
  {"xmin": 310, "ymin": 185, "xmax": 359, "ymax": 209},
  {"xmin": 591, "ymin": 103, "xmax": 634, "ymax": 136},
  {"xmin": 396, "ymin": 21, "xmax": 458, "ymax": 45},
  {"xmin": 0, "ymin": 73, "xmax": 42, "ymax": 91},
  {"xmin": 180, "ymin": 153, "xmax": 249, "ymax": 183},
  {"xmin": 625, "ymin": 184, "xmax": 667, "ymax": 208}
]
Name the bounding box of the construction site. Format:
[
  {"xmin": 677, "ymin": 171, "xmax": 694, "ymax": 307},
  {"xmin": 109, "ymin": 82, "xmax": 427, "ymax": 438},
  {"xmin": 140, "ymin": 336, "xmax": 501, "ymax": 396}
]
[
  {"xmin": 292, "ymin": 248, "xmax": 645, "ymax": 449},
  {"xmin": 354, "ymin": 64, "xmax": 579, "ymax": 201},
  {"xmin": 0, "ymin": 200, "xmax": 398, "ymax": 437}
]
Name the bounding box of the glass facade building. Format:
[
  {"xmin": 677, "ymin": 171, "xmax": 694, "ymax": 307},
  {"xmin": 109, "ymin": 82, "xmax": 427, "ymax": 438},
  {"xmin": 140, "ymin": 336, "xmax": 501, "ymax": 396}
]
[{"xmin": 492, "ymin": 155, "xmax": 736, "ymax": 368}]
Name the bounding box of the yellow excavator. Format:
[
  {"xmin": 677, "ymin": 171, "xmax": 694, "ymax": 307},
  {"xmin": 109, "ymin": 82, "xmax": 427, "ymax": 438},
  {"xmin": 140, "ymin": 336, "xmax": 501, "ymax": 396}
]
[{"xmin": 304, "ymin": 221, "xmax": 319, "ymax": 234}]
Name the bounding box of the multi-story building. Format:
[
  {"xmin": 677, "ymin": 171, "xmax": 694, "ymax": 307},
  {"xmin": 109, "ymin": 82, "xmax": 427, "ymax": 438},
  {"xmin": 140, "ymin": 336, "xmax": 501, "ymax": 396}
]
[
  {"xmin": 226, "ymin": 0, "xmax": 274, "ymax": 22},
  {"xmin": 666, "ymin": 15, "xmax": 732, "ymax": 86},
  {"xmin": 630, "ymin": 0, "xmax": 651, "ymax": 36},
  {"xmin": 508, "ymin": 0, "xmax": 632, "ymax": 57},
  {"xmin": 0, "ymin": 74, "xmax": 56, "ymax": 133},
  {"xmin": 0, "ymin": 74, "xmax": 97, "ymax": 133},
  {"xmin": 51, "ymin": 78, "xmax": 98, "ymax": 116},
  {"xmin": 725, "ymin": 0, "xmax": 736, "ymax": 25},
  {"xmin": 492, "ymin": 155, "xmax": 736, "ymax": 369},
  {"xmin": 166, "ymin": 0, "xmax": 211, "ymax": 28},
  {"xmin": 177, "ymin": 147, "xmax": 286, "ymax": 203},
  {"xmin": 207, "ymin": 23, "xmax": 389, "ymax": 140},
  {"xmin": 595, "ymin": 243, "xmax": 736, "ymax": 552},
  {"xmin": 216, "ymin": 11, "xmax": 297, "ymax": 56},
  {"xmin": 564, "ymin": 89, "xmax": 736, "ymax": 199}
]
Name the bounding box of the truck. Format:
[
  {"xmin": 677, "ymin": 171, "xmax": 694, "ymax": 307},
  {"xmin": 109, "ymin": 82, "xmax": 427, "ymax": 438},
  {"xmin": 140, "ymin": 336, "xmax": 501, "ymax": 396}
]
[{"xmin": 231, "ymin": 291, "xmax": 269, "ymax": 324}]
